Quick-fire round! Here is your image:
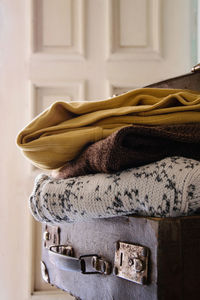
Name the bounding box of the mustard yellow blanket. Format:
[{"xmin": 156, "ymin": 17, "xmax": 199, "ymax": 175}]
[{"xmin": 17, "ymin": 88, "xmax": 200, "ymax": 170}]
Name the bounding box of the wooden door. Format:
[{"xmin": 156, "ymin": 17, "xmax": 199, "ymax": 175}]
[{"xmin": 0, "ymin": 0, "xmax": 197, "ymax": 299}]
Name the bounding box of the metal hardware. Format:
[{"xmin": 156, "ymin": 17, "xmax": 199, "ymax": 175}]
[
  {"xmin": 60, "ymin": 245, "xmax": 73, "ymax": 256},
  {"xmin": 113, "ymin": 266, "xmax": 118, "ymax": 275},
  {"xmin": 115, "ymin": 241, "xmax": 120, "ymax": 251},
  {"xmin": 43, "ymin": 225, "xmax": 60, "ymax": 248},
  {"xmin": 132, "ymin": 258, "xmax": 143, "ymax": 272},
  {"xmin": 54, "ymin": 245, "xmax": 74, "ymax": 256},
  {"xmin": 48, "ymin": 245, "xmax": 111, "ymax": 275},
  {"xmin": 41, "ymin": 261, "xmax": 50, "ymax": 283},
  {"xmin": 191, "ymin": 63, "xmax": 200, "ymax": 73},
  {"xmin": 114, "ymin": 241, "xmax": 149, "ymax": 285},
  {"xmin": 80, "ymin": 254, "xmax": 111, "ymax": 275},
  {"xmin": 43, "ymin": 231, "xmax": 50, "ymax": 241},
  {"xmin": 128, "ymin": 258, "xmax": 134, "ymax": 266},
  {"xmin": 91, "ymin": 256, "xmax": 112, "ymax": 275}
]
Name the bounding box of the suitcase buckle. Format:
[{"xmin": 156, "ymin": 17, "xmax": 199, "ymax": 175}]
[{"xmin": 80, "ymin": 254, "xmax": 111, "ymax": 275}]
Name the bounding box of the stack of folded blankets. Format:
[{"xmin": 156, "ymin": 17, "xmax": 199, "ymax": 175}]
[{"xmin": 17, "ymin": 88, "xmax": 200, "ymax": 224}]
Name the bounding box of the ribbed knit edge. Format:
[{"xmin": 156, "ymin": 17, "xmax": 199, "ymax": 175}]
[
  {"xmin": 182, "ymin": 165, "xmax": 200, "ymax": 214},
  {"xmin": 29, "ymin": 174, "xmax": 49, "ymax": 222}
]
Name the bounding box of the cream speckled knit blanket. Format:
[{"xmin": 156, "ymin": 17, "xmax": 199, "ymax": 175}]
[{"xmin": 29, "ymin": 157, "xmax": 200, "ymax": 224}]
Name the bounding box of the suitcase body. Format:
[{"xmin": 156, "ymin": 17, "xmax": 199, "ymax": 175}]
[
  {"xmin": 42, "ymin": 215, "xmax": 200, "ymax": 300},
  {"xmin": 40, "ymin": 69, "xmax": 200, "ymax": 300}
]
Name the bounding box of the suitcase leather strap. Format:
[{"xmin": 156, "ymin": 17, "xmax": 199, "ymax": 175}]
[{"xmin": 48, "ymin": 245, "xmax": 111, "ymax": 275}]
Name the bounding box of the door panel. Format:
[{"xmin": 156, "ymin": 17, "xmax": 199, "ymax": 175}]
[{"xmin": 0, "ymin": 0, "xmax": 197, "ymax": 299}]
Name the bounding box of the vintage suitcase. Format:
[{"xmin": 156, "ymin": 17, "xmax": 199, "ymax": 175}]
[
  {"xmin": 42, "ymin": 216, "xmax": 200, "ymax": 300},
  {"xmin": 41, "ymin": 64, "xmax": 200, "ymax": 300}
]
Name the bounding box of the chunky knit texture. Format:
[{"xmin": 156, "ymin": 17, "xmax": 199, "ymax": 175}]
[
  {"xmin": 52, "ymin": 123, "xmax": 200, "ymax": 179},
  {"xmin": 30, "ymin": 157, "xmax": 200, "ymax": 224}
]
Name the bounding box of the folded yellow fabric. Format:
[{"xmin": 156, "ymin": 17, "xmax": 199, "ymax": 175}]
[{"xmin": 17, "ymin": 88, "xmax": 200, "ymax": 170}]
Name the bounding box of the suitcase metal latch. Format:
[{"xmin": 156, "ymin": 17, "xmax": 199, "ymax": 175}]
[{"xmin": 114, "ymin": 241, "xmax": 149, "ymax": 285}]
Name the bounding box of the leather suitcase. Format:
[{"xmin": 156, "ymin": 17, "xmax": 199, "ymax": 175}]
[
  {"xmin": 40, "ymin": 65, "xmax": 200, "ymax": 300},
  {"xmin": 42, "ymin": 216, "xmax": 200, "ymax": 300}
]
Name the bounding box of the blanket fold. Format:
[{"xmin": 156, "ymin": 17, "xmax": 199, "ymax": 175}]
[
  {"xmin": 17, "ymin": 88, "xmax": 200, "ymax": 170},
  {"xmin": 52, "ymin": 123, "xmax": 200, "ymax": 179},
  {"xmin": 30, "ymin": 157, "xmax": 200, "ymax": 224}
]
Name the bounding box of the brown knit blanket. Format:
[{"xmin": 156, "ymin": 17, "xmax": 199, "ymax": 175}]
[{"xmin": 52, "ymin": 124, "xmax": 200, "ymax": 179}]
